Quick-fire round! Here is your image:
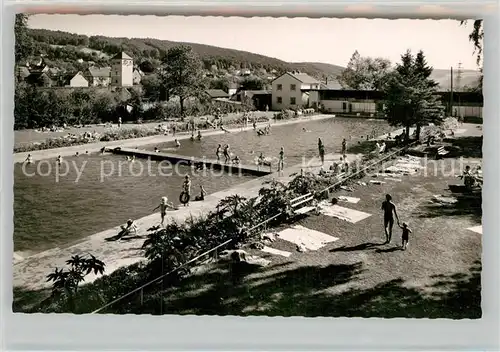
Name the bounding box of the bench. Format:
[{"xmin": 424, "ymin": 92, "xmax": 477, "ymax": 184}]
[
  {"xmin": 436, "ymin": 146, "xmax": 449, "ymax": 159},
  {"xmin": 289, "ymin": 193, "xmax": 317, "ymax": 216}
]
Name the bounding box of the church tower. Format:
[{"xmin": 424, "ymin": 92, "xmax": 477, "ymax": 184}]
[{"xmin": 111, "ymin": 52, "xmax": 133, "ymax": 87}]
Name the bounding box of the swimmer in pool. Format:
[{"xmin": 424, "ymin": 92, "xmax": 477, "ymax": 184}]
[
  {"xmin": 25, "ymin": 154, "xmax": 33, "ymax": 164},
  {"xmin": 154, "ymin": 147, "xmax": 160, "ymax": 153},
  {"xmin": 190, "ymin": 132, "xmax": 195, "ymax": 141},
  {"xmin": 175, "ymin": 139, "xmax": 181, "ymax": 148},
  {"xmin": 197, "ymin": 130, "xmax": 202, "ymax": 140},
  {"xmin": 75, "ymin": 152, "xmax": 79, "ymax": 157}
]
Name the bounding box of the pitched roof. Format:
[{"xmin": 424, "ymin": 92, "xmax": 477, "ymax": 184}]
[
  {"xmin": 242, "ymin": 90, "xmax": 271, "ymax": 96},
  {"xmin": 111, "ymin": 52, "xmax": 133, "ymax": 60},
  {"xmin": 25, "ymin": 72, "xmax": 53, "ymax": 85},
  {"xmin": 289, "ymin": 72, "xmax": 320, "ymax": 84},
  {"xmin": 319, "ymin": 80, "xmax": 343, "ymax": 90},
  {"xmin": 62, "ymin": 71, "xmax": 88, "ymax": 85},
  {"xmin": 205, "ymin": 89, "xmax": 229, "ymax": 98},
  {"xmin": 88, "ymin": 66, "xmax": 111, "ymax": 77},
  {"xmin": 17, "ymin": 66, "xmax": 31, "ymax": 78}
]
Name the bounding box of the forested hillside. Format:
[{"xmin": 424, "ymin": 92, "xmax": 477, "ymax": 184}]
[{"xmin": 26, "ymin": 28, "xmax": 344, "ymax": 79}]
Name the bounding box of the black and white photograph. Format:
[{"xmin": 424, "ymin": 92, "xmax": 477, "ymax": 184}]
[{"xmin": 12, "ymin": 14, "xmax": 483, "ymax": 318}]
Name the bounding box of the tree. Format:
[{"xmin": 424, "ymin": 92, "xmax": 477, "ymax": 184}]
[
  {"xmin": 461, "ymin": 20, "xmax": 483, "ymax": 66},
  {"xmin": 381, "ymin": 50, "xmax": 444, "ymax": 142},
  {"xmin": 461, "ymin": 20, "xmax": 483, "ymax": 91},
  {"xmin": 139, "ymin": 60, "xmax": 156, "ymax": 73},
  {"xmin": 413, "ymin": 50, "xmax": 440, "ymax": 139},
  {"xmin": 240, "ymin": 76, "xmax": 264, "ymax": 91},
  {"xmin": 141, "ymin": 74, "xmax": 162, "ymax": 101},
  {"xmin": 337, "ymin": 51, "xmax": 392, "ymax": 90},
  {"xmin": 209, "ymin": 77, "xmax": 230, "ymax": 92},
  {"xmin": 15, "ymin": 14, "xmax": 34, "ymax": 63},
  {"xmin": 46, "ymin": 254, "xmax": 105, "ymax": 311},
  {"xmin": 159, "ymin": 45, "xmax": 203, "ymax": 119}
]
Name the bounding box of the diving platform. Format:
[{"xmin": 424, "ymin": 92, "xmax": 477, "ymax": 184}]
[{"xmin": 107, "ymin": 147, "xmax": 272, "ymax": 176}]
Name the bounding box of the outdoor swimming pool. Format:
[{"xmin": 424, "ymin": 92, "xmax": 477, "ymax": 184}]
[
  {"xmin": 14, "ymin": 154, "xmax": 255, "ymax": 253},
  {"xmin": 147, "ymin": 117, "xmax": 391, "ymax": 167},
  {"xmin": 14, "ymin": 117, "xmax": 392, "ymax": 253}
]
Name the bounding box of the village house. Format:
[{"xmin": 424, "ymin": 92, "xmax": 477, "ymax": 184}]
[
  {"xmin": 85, "ymin": 67, "xmax": 111, "ymax": 87},
  {"xmin": 63, "ymin": 71, "xmax": 89, "ymax": 88},
  {"xmin": 133, "ymin": 68, "xmax": 144, "ymax": 85},
  {"xmin": 231, "ymin": 89, "xmax": 272, "ymax": 111},
  {"xmin": 205, "ymin": 89, "xmax": 230, "ymax": 100},
  {"xmin": 271, "ymin": 71, "xmax": 321, "ymax": 110},
  {"xmin": 110, "ymin": 52, "xmax": 134, "ymax": 87},
  {"xmin": 16, "ymin": 66, "xmax": 31, "ymax": 81},
  {"xmin": 25, "ymin": 71, "xmax": 54, "ymax": 87},
  {"xmin": 227, "ymin": 83, "xmax": 239, "ymax": 97}
]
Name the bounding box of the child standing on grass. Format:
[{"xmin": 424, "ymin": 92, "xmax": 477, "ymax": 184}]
[{"xmin": 398, "ymin": 222, "xmax": 412, "ymax": 250}]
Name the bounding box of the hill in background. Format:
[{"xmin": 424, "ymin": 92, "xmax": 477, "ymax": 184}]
[{"xmin": 25, "ymin": 28, "xmax": 481, "ymax": 91}]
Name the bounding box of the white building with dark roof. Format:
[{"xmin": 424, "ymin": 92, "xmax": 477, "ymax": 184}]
[
  {"xmin": 111, "ymin": 52, "xmax": 134, "ymax": 87},
  {"xmin": 86, "ymin": 67, "xmax": 111, "ymax": 87},
  {"xmin": 271, "ymin": 71, "xmax": 321, "ymax": 110}
]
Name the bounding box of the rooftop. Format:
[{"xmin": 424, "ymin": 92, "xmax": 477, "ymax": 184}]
[
  {"xmin": 289, "ymin": 72, "xmax": 320, "ymax": 84},
  {"xmin": 205, "ymin": 89, "xmax": 230, "ymax": 98},
  {"xmin": 88, "ymin": 66, "xmax": 111, "ymax": 77},
  {"xmin": 111, "ymin": 52, "xmax": 133, "ymax": 60}
]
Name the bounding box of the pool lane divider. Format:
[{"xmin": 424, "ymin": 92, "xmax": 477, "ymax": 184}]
[{"xmin": 108, "ymin": 147, "xmax": 273, "ymax": 177}]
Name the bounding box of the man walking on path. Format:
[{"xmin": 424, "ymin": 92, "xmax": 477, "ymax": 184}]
[{"xmin": 381, "ymin": 194, "xmax": 399, "ymax": 243}]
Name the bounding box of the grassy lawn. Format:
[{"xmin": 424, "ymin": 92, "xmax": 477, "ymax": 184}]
[
  {"xmin": 142, "ymin": 157, "xmax": 481, "ymax": 318},
  {"xmin": 14, "ymin": 112, "xmax": 277, "ymax": 147}
]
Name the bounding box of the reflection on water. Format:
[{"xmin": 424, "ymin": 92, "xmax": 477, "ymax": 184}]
[{"xmin": 14, "ymin": 117, "xmax": 391, "ymax": 253}]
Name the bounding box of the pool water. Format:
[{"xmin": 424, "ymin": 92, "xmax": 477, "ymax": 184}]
[
  {"xmin": 14, "ymin": 154, "xmax": 255, "ymax": 253},
  {"xmin": 148, "ymin": 117, "xmax": 390, "ymax": 167},
  {"xmin": 14, "ymin": 117, "xmax": 391, "ymax": 253}
]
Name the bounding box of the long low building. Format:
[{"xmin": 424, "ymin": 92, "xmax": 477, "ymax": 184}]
[
  {"xmin": 270, "ymin": 71, "xmax": 483, "ymax": 118},
  {"xmin": 309, "ymin": 89, "xmax": 483, "ymax": 119}
]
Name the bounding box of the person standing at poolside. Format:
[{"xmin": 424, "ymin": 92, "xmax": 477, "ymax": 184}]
[
  {"xmin": 341, "ymin": 138, "xmax": 347, "ymax": 155},
  {"xmin": 181, "ymin": 175, "xmax": 192, "ymax": 207},
  {"xmin": 118, "ymin": 117, "xmax": 122, "ymax": 128},
  {"xmin": 381, "ymin": 194, "xmax": 400, "ymax": 244},
  {"xmin": 318, "ymin": 138, "xmax": 325, "ymax": 165},
  {"xmin": 278, "ymin": 146, "xmax": 285, "ymax": 174},
  {"xmin": 216, "ymin": 144, "xmax": 222, "ymax": 162},
  {"xmin": 153, "ymin": 196, "xmax": 175, "ymax": 226},
  {"xmin": 223, "ymin": 144, "xmax": 231, "ymax": 163}
]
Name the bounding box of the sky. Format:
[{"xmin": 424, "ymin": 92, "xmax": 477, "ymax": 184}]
[{"xmin": 28, "ymin": 15, "xmax": 479, "ymax": 70}]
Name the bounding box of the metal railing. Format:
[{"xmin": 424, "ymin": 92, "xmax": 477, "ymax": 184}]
[{"xmin": 91, "ymin": 141, "xmax": 415, "ymax": 314}]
